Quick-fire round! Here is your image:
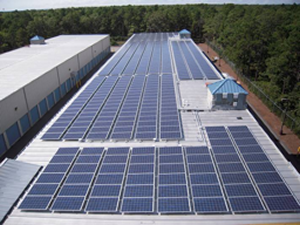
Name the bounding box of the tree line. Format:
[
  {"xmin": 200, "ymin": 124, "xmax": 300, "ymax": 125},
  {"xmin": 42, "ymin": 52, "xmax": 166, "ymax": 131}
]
[{"xmin": 0, "ymin": 4, "xmax": 299, "ymax": 130}]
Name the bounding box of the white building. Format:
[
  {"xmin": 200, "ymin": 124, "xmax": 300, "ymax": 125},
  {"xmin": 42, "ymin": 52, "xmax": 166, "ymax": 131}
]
[{"xmin": 0, "ymin": 35, "xmax": 110, "ymax": 156}]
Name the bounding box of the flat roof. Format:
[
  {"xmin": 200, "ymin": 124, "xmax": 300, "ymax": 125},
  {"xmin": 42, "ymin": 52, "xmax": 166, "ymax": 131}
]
[
  {"xmin": 0, "ymin": 35, "xmax": 108, "ymax": 101},
  {"xmin": 3, "ymin": 33, "xmax": 300, "ymax": 224}
]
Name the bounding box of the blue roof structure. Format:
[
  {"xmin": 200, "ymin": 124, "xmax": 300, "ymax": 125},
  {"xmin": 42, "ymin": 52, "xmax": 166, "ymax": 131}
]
[
  {"xmin": 208, "ymin": 79, "xmax": 248, "ymax": 95},
  {"xmin": 30, "ymin": 35, "xmax": 45, "ymax": 41},
  {"xmin": 179, "ymin": 29, "xmax": 191, "ymax": 34}
]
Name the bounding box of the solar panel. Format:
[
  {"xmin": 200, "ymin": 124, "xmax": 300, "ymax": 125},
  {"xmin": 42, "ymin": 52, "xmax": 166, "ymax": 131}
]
[
  {"xmin": 158, "ymin": 198, "xmax": 190, "ymax": 213},
  {"xmin": 228, "ymin": 197, "xmax": 265, "ymax": 212},
  {"xmin": 103, "ymin": 155, "xmax": 128, "ymax": 164},
  {"xmin": 193, "ymin": 197, "xmax": 228, "ymax": 213},
  {"xmin": 159, "ymin": 147, "xmax": 182, "ymax": 155},
  {"xmin": 58, "ymin": 185, "xmax": 89, "ymax": 196},
  {"xmin": 96, "ymin": 174, "xmax": 124, "ymax": 184},
  {"xmin": 76, "ymin": 155, "xmax": 101, "ymax": 163},
  {"xmin": 187, "ymin": 155, "xmax": 212, "ymax": 164},
  {"xmin": 258, "ymin": 183, "xmax": 292, "ymax": 196},
  {"xmin": 160, "ymin": 155, "xmax": 183, "ymax": 164},
  {"xmin": 160, "ymin": 164, "xmax": 185, "ymax": 174},
  {"xmin": 51, "ymin": 197, "xmax": 85, "ymax": 211},
  {"xmin": 121, "ymin": 198, "xmax": 153, "ymax": 213},
  {"xmin": 264, "ymin": 196, "xmax": 300, "ymax": 212},
  {"xmin": 91, "ymin": 185, "xmax": 121, "ymax": 197},
  {"xmin": 188, "ymin": 164, "xmax": 215, "ymax": 173},
  {"xmin": 130, "ymin": 155, "xmax": 154, "ymax": 164},
  {"xmin": 124, "ymin": 185, "xmax": 153, "ymax": 197},
  {"xmin": 252, "ymin": 172, "xmax": 283, "ymax": 184},
  {"xmin": 159, "ymin": 174, "xmax": 186, "ymax": 185},
  {"xmin": 192, "ymin": 185, "xmax": 222, "ymax": 197},
  {"xmin": 218, "ymin": 163, "xmax": 246, "ymax": 173},
  {"xmin": 71, "ymin": 164, "xmax": 98, "ymax": 173},
  {"xmin": 100, "ymin": 164, "xmax": 126, "ymax": 173},
  {"xmin": 19, "ymin": 196, "xmax": 52, "ymax": 210},
  {"xmin": 86, "ymin": 198, "xmax": 119, "ymax": 212},
  {"xmin": 44, "ymin": 164, "xmax": 70, "ymax": 173},
  {"xmin": 129, "ymin": 164, "xmax": 154, "ymax": 173},
  {"xmin": 221, "ymin": 173, "xmax": 251, "ymax": 184},
  {"xmin": 55, "ymin": 147, "xmax": 79, "ymax": 155},
  {"xmin": 225, "ymin": 184, "xmax": 257, "ymax": 197},
  {"xmin": 159, "ymin": 185, "xmax": 188, "ymax": 197},
  {"xmin": 127, "ymin": 174, "xmax": 154, "ymax": 185},
  {"xmin": 36, "ymin": 173, "xmax": 65, "ymax": 184},
  {"xmin": 185, "ymin": 146, "xmax": 209, "ymax": 155},
  {"xmin": 28, "ymin": 184, "xmax": 59, "ymax": 195},
  {"xmin": 247, "ymin": 162, "xmax": 276, "ymax": 172},
  {"xmin": 190, "ymin": 174, "xmax": 219, "ymax": 185},
  {"xmin": 65, "ymin": 174, "xmax": 94, "ymax": 184}
]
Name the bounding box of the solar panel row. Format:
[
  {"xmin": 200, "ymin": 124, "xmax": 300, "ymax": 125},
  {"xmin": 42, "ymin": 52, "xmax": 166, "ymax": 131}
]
[
  {"xmin": 228, "ymin": 126, "xmax": 300, "ymax": 213},
  {"xmin": 206, "ymin": 127, "xmax": 266, "ymax": 213},
  {"xmin": 19, "ymin": 145, "xmax": 300, "ymax": 214}
]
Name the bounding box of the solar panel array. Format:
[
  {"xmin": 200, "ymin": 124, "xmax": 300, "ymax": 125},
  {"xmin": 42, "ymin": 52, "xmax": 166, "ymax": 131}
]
[
  {"xmin": 19, "ymin": 142, "xmax": 300, "ymax": 214},
  {"xmin": 171, "ymin": 40, "xmax": 220, "ymax": 80}
]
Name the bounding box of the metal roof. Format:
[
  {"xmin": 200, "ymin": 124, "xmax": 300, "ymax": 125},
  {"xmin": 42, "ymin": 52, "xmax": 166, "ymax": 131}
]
[
  {"xmin": 208, "ymin": 79, "xmax": 248, "ymax": 94},
  {"xmin": 0, "ymin": 159, "xmax": 40, "ymax": 223},
  {"xmin": 0, "ymin": 34, "xmax": 108, "ymax": 101}
]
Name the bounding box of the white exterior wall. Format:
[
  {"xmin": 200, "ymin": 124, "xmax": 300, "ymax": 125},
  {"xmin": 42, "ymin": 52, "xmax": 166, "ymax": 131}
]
[
  {"xmin": 24, "ymin": 68, "xmax": 59, "ymax": 110},
  {"xmin": 0, "ymin": 90, "xmax": 28, "ymax": 133},
  {"xmin": 102, "ymin": 36, "xmax": 111, "ymax": 51},
  {"xmin": 57, "ymin": 56, "xmax": 79, "ymax": 84},
  {"xmin": 78, "ymin": 47, "xmax": 93, "ymax": 69},
  {"xmin": 92, "ymin": 40, "xmax": 104, "ymax": 58}
]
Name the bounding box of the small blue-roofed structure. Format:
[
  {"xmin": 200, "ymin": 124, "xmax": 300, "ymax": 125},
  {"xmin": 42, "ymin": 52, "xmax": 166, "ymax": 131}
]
[
  {"xmin": 179, "ymin": 29, "xmax": 191, "ymax": 39},
  {"xmin": 30, "ymin": 35, "xmax": 45, "ymax": 45},
  {"xmin": 207, "ymin": 79, "xmax": 248, "ymax": 110}
]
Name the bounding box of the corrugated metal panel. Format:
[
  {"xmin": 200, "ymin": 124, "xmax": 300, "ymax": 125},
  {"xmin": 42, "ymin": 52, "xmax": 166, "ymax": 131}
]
[
  {"xmin": 208, "ymin": 79, "xmax": 248, "ymax": 94},
  {"xmin": 0, "ymin": 159, "xmax": 40, "ymax": 223}
]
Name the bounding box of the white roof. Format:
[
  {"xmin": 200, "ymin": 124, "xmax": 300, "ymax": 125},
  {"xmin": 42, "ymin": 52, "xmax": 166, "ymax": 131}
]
[{"xmin": 0, "ymin": 35, "xmax": 108, "ymax": 101}]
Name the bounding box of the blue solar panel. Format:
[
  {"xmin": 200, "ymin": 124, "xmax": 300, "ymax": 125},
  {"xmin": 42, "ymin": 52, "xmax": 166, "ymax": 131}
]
[
  {"xmin": 185, "ymin": 146, "xmax": 209, "ymax": 155},
  {"xmin": 192, "ymin": 185, "xmax": 222, "ymax": 197},
  {"xmin": 225, "ymin": 184, "xmax": 257, "ymax": 197},
  {"xmin": 221, "ymin": 173, "xmax": 251, "ymax": 184},
  {"xmin": 160, "ymin": 155, "xmax": 183, "ymax": 164},
  {"xmin": 158, "ymin": 198, "xmax": 190, "ymax": 213},
  {"xmin": 28, "ymin": 184, "xmax": 58, "ymax": 195},
  {"xmin": 218, "ymin": 163, "xmax": 246, "ymax": 173},
  {"xmin": 71, "ymin": 164, "xmax": 97, "ymax": 173},
  {"xmin": 36, "ymin": 173, "xmax": 64, "ymax": 183},
  {"xmin": 160, "ymin": 164, "xmax": 185, "ymax": 173},
  {"xmin": 126, "ymin": 174, "xmax": 154, "ymax": 185},
  {"xmin": 247, "ymin": 162, "xmax": 276, "ymax": 172},
  {"xmin": 252, "ymin": 172, "xmax": 283, "ymax": 183},
  {"xmin": 58, "ymin": 185, "xmax": 89, "ymax": 196},
  {"xmin": 106, "ymin": 147, "xmax": 130, "ymax": 155},
  {"xmin": 103, "ymin": 155, "xmax": 128, "ymax": 164},
  {"xmin": 193, "ymin": 197, "xmax": 228, "ymax": 213},
  {"xmin": 206, "ymin": 126, "xmax": 226, "ymax": 133},
  {"xmin": 243, "ymin": 154, "xmax": 269, "ymax": 162},
  {"xmin": 229, "ymin": 197, "xmax": 265, "ymax": 212},
  {"xmin": 215, "ymin": 154, "xmax": 240, "ymax": 163},
  {"xmin": 129, "ymin": 164, "xmax": 154, "ymax": 173},
  {"xmin": 235, "ymin": 138, "xmax": 259, "ymax": 146},
  {"xmin": 188, "ymin": 164, "xmax": 215, "ymax": 173},
  {"xmin": 258, "ymin": 183, "xmax": 292, "ymax": 196},
  {"xmin": 210, "ymin": 139, "xmax": 233, "ymax": 146},
  {"xmin": 96, "ymin": 174, "xmax": 124, "ymax": 184},
  {"xmin": 100, "ymin": 164, "xmax": 126, "ymax": 173},
  {"xmin": 159, "ymin": 147, "xmax": 182, "ymax": 155},
  {"xmin": 207, "ymin": 132, "xmax": 229, "ymax": 139},
  {"xmin": 130, "ymin": 155, "xmax": 154, "ymax": 164},
  {"xmin": 19, "ymin": 196, "xmax": 52, "ymax": 210},
  {"xmin": 86, "ymin": 198, "xmax": 119, "ymax": 212},
  {"xmin": 159, "ymin": 174, "xmax": 186, "ymax": 185},
  {"xmin": 91, "ymin": 185, "xmax": 121, "ymax": 197},
  {"xmin": 228, "ymin": 126, "xmax": 249, "ymax": 132},
  {"xmin": 121, "ymin": 198, "xmax": 153, "ymax": 213},
  {"xmin": 190, "ymin": 174, "xmax": 219, "ymax": 185},
  {"xmin": 238, "ymin": 145, "xmax": 264, "ymax": 154},
  {"xmin": 124, "ymin": 185, "xmax": 153, "ymax": 197},
  {"xmin": 211, "ymin": 146, "xmax": 236, "ymax": 154},
  {"xmin": 65, "ymin": 174, "xmax": 94, "ymax": 184},
  {"xmin": 159, "ymin": 185, "xmax": 187, "ymax": 197},
  {"xmin": 187, "ymin": 155, "xmax": 212, "ymax": 164},
  {"xmin": 51, "ymin": 197, "xmax": 84, "ymax": 211},
  {"xmin": 44, "ymin": 164, "xmax": 70, "ymax": 173},
  {"xmin": 264, "ymin": 196, "xmax": 300, "ymax": 212},
  {"xmin": 76, "ymin": 155, "xmax": 101, "ymax": 164},
  {"xmin": 230, "ymin": 132, "xmax": 254, "ymax": 139}
]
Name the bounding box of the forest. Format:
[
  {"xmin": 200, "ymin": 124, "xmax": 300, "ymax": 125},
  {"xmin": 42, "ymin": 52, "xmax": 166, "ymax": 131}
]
[{"xmin": 0, "ymin": 4, "xmax": 299, "ymax": 133}]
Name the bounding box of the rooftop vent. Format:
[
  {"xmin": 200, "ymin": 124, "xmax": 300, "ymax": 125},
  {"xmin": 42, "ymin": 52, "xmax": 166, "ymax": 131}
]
[{"xmin": 30, "ymin": 35, "xmax": 45, "ymax": 45}]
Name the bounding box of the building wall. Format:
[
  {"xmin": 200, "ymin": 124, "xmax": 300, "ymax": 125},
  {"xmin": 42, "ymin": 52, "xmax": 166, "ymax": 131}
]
[{"xmin": 0, "ymin": 36, "xmax": 110, "ymax": 156}]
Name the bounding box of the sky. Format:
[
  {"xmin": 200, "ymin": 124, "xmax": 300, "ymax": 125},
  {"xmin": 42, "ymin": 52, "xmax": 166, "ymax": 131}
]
[{"xmin": 0, "ymin": 0, "xmax": 299, "ymax": 11}]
